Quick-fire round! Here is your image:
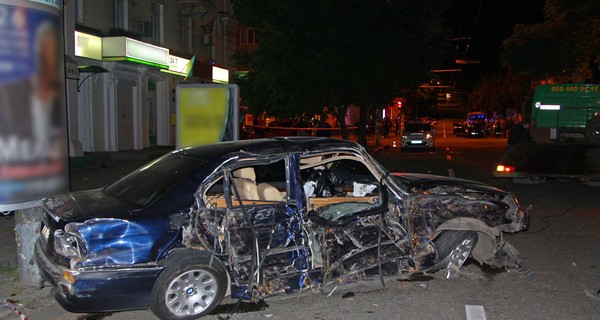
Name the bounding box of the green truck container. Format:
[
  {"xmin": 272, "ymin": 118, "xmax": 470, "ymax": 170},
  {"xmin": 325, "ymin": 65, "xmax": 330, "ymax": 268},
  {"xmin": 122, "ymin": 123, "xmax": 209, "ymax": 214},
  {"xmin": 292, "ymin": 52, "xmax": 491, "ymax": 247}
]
[{"xmin": 531, "ymin": 84, "xmax": 600, "ymax": 144}]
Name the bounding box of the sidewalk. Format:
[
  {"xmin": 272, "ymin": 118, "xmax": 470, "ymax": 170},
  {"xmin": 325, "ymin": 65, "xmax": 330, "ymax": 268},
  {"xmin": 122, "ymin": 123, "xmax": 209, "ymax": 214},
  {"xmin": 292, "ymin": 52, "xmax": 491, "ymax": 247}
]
[{"xmin": 0, "ymin": 136, "xmax": 396, "ymax": 319}]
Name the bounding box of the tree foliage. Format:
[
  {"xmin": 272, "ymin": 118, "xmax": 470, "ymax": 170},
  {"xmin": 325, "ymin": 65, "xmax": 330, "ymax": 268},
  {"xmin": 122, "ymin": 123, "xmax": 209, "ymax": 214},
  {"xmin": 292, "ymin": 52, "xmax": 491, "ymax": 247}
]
[
  {"xmin": 467, "ymin": 71, "xmax": 530, "ymax": 115},
  {"xmin": 233, "ymin": 0, "xmax": 449, "ymax": 121},
  {"xmin": 501, "ymin": 0, "xmax": 600, "ymax": 81}
]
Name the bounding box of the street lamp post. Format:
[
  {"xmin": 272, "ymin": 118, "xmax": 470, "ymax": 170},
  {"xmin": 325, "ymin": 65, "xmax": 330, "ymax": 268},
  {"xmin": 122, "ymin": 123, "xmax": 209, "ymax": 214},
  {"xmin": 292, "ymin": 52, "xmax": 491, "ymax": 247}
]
[{"xmin": 219, "ymin": 11, "xmax": 230, "ymax": 66}]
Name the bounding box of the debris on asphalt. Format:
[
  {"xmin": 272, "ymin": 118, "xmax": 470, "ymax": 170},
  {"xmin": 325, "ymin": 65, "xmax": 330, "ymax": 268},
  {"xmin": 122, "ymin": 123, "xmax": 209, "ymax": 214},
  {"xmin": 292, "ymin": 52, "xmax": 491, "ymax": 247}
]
[
  {"xmin": 584, "ymin": 288, "xmax": 600, "ymax": 301},
  {"xmin": 516, "ymin": 265, "xmax": 537, "ymax": 277},
  {"xmin": 327, "ymin": 286, "xmax": 337, "ymax": 297}
]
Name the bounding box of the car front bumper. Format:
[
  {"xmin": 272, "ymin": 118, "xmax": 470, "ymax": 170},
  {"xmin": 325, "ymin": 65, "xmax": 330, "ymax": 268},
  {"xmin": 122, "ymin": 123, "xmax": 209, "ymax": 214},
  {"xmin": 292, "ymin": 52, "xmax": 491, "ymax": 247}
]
[
  {"xmin": 34, "ymin": 240, "xmax": 164, "ymax": 313},
  {"xmin": 402, "ymin": 139, "xmax": 434, "ymax": 148}
]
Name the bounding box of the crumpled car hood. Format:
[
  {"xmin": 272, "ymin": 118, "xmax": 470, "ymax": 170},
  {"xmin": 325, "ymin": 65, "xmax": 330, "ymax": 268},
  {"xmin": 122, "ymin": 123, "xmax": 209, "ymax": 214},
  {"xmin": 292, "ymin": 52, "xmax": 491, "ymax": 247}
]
[
  {"xmin": 392, "ymin": 172, "xmax": 508, "ymax": 195},
  {"xmin": 42, "ymin": 188, "xmax": 140, "ymax": 222}
]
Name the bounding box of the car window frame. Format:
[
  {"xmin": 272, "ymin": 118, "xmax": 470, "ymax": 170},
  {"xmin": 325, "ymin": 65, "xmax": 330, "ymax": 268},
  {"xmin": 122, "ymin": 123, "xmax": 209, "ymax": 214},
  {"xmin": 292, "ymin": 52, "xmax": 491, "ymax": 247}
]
[
  {"xmin": 299, "ymin": 151, "xmax": 386, "ymax": 212},
  {"xmin": 201, "ymin": 156, "xmax": 291, "ymax": 209}
]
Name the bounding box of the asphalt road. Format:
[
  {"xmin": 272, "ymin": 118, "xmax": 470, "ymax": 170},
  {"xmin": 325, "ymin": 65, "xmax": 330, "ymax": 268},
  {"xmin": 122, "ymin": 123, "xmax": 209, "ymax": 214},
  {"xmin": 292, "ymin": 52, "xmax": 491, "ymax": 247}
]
[{"xmin": 2, "ymin": 130, "xmax": 600, "ymax": 320}]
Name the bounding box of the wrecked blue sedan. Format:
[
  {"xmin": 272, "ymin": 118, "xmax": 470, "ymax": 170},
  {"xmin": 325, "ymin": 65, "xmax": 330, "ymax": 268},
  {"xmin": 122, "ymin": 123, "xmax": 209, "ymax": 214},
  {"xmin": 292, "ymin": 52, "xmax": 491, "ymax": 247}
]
[{"xmin": 35, "ymin": 138, "xmax": 529, "ymax": 319}]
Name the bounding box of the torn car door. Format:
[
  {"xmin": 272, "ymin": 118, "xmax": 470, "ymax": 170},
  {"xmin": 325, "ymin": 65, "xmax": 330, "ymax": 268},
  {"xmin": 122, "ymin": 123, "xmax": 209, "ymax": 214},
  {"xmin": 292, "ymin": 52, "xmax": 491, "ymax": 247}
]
[{"xmin": 223, "ymin": 159, "xmax": 311, "ymax": 299}]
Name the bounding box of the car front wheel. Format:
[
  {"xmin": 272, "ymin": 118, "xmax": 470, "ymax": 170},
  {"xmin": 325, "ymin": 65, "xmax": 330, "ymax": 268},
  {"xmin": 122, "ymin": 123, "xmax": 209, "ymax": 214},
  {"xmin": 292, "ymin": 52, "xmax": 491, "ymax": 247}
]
[
  {"xmin": 150, "ymin": 251, "xmax": 227, "ymax": 320},
  {"xmin": 434, "ymin": 231, "xmax": 478, "ymax": 279}
]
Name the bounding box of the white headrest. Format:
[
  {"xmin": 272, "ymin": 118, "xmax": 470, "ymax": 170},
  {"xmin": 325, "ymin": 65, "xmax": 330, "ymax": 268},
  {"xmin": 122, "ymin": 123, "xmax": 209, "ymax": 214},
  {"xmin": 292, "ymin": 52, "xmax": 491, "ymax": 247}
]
[{"xmin": 233, "ymin": 167, "xmax": 256, "ymax": 181}]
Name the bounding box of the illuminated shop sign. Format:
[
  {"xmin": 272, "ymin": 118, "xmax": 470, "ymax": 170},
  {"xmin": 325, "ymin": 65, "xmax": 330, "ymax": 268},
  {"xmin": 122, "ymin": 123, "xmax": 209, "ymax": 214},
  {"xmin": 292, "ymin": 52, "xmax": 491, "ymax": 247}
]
[
  {"xmin": 176, "ymin": 84, "xmax": 239, "ymax": 148},
  {"xmin": 74, "ymin": 31, "xmax": 102, "ymax": 60},
  {"xmin": 212, "ymin": 66, "xmax": 229, "ymax": 84},
  {"xmin": 161, "ymin": 55, "xmax": 190, "ymax": 76},
  {"xmin": 102, "ymin": 36, "xmax": 169, "ymax": 69}
]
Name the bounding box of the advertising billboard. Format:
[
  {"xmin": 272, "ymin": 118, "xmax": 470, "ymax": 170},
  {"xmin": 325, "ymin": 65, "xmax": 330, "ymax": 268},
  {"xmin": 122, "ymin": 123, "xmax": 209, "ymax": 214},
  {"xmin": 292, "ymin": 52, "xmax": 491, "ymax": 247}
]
[
  {"xmin": 0, "ymin": 1, "xmax": 69, "ymax": 210},
  {"xmin": 176, "ymin": 84, "xmax": 239, "ymax": 148}
]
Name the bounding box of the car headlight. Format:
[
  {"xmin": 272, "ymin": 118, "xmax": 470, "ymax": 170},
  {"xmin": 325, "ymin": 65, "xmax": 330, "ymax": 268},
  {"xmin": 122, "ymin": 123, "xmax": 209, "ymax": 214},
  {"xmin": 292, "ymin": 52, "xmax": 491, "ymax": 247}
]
[
  {"xmin": 426, "ymin": 133, "xmax": 432, "ymax": 139},
  {"xmin": 54, "ymin": 223, "xmax": 86, "ymax": 260}
]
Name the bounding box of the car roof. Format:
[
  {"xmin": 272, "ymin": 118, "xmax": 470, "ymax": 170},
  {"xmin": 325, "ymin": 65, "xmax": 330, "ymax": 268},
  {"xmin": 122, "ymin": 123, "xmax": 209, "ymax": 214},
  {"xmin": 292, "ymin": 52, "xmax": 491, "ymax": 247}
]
[{"xmin": 171, "ymin": 137, "xmax": 361, "ymax": 162}]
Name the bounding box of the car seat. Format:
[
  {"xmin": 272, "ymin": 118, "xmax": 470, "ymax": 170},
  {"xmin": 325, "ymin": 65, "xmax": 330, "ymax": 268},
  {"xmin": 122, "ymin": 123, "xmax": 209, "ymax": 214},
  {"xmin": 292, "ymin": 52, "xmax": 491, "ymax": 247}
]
[
  {"xmin": 257, "ymin": 183, "xmax": 283, "ymax": 201},
  {"xmin": 232, "ymin": 167, "xmax": 259, "ymax": 200}
]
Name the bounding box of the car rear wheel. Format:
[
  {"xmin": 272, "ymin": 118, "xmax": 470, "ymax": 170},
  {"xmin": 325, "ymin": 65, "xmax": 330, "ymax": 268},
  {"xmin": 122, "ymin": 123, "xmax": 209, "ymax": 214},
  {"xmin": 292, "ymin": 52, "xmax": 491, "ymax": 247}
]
[
  {"xmin": 434, "ymin": 231, "xmax": 478, "ymax": 279},
  {"xmin": 150, "ymin": 251, "xmax": 227, "ymax": 320}
]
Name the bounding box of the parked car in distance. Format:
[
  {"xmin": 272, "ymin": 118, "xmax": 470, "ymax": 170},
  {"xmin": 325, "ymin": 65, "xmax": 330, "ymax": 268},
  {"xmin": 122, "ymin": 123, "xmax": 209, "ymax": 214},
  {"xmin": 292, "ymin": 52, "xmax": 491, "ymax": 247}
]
[
  {"xmin": 455, "ymin": 112, "xmax": 491, "ymax": 138},
  {"xmin": 35, "ymin": 137, "xmax": 528, "ymax": 319},
  {"xmin": 464, "ymin": 120, "xmax": 488, "ymax": 137},
  {"xmin": 453, "ymin": 121, "xmax": 466, "ymax": 136},
  {"xmin": 401, "ymin": 122, "xmax": 436, "ymax": 149}
]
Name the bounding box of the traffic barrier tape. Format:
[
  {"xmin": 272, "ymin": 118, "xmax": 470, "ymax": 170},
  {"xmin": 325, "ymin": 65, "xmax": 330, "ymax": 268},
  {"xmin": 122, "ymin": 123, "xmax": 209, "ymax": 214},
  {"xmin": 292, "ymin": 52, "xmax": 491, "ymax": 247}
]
[
  {"xmin": 1, "ymin": 299, "xmax": 28, "ymax": 320},
  {"xmin": 251, "ymin": 126, "xmax": 360, "ymax": 131}
]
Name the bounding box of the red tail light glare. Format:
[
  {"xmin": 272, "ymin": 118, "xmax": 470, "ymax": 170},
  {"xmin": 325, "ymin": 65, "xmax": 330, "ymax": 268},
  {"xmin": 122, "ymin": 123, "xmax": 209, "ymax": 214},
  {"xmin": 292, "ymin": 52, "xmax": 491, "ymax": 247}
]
[{"xmin": 496, "ymin": 165, "xmax": 515, "ymax": 172}]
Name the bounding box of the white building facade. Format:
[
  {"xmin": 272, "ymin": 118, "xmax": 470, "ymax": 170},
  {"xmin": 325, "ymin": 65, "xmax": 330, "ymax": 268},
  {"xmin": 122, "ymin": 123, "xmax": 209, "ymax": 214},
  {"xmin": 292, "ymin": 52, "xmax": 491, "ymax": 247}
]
[{"xmin": 64, "ymin": 0, "xmax": 237, "ymax": 155}]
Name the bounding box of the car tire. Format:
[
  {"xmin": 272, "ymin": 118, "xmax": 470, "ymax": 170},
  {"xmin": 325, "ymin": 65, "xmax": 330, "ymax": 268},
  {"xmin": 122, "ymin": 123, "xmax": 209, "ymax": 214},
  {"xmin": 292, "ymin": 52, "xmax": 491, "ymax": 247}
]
[
  {"xmin": 150, "ymin": 250, "xmax": 227, "ymax": 320},
  {"xmin": 433, "ymin": 231, "xmax": 478, "ymax": 276}
]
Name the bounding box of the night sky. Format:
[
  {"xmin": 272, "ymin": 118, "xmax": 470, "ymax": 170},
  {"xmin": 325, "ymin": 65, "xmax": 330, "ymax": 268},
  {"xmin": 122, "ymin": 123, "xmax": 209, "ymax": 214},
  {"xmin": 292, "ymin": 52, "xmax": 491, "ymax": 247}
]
[{"xmin": 445, "ymin": 0, "xmax": 545, "ymax": 88}]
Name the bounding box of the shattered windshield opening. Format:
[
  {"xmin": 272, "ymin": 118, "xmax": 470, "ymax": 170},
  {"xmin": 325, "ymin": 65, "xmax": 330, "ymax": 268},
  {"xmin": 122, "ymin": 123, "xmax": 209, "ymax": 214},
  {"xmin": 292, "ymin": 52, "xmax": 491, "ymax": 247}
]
[
  {"xmin": 104, "ymin": 153, "xmax": 205, "ymax": 206},
  {"xmin": 356, "ymin": 149, "xmax": 409, "ymax": 193}
]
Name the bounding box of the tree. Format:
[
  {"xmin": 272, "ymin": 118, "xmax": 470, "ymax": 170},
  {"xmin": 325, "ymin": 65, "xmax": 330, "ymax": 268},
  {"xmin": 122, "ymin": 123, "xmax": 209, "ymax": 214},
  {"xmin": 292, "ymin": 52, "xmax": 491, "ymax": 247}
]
[
  {"xmin": 501, "ymin": 0, "xmax": 600, "ymax": 82},
  {"xmin": 467, "ymin": 71, "xmax": 530, "ymax": 115},
  {"xmin": 233, "ymin": 0, "xmax": 449, "ymax": 145}
]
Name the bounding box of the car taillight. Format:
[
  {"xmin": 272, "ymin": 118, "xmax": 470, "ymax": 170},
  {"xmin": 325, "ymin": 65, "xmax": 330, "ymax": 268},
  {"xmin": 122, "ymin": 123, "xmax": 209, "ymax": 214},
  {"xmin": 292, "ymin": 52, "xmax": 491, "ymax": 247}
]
[{"xmin": 496, "ymin": 165, "xmax": 515, "ymax": 172}]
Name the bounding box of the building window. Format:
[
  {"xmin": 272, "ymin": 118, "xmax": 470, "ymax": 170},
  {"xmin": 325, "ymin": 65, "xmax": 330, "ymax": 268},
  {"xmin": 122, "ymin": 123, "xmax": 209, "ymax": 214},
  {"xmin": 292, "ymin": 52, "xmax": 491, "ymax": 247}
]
[
  {"xmin": 151, "ymin": 2, "xmax": 164, "ymax": 44},
  {"xmin": 114, "ymin": 0, "xmax": 128, "ymax": 30},
  {"xmin": 239, "ymin": 28, "xmax": 257, "ymax": 46}
]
